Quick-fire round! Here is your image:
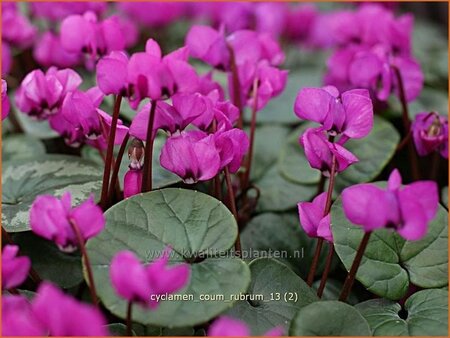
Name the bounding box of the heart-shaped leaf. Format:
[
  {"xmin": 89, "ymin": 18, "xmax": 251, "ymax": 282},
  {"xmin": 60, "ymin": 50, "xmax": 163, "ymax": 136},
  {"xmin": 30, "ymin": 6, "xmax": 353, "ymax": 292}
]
[
  {"xmin": 2, "ymin": 155, "xmax": 103, "ymax": 232},
  {"xmin": 14, "ymin": 110, "xmax": 59, "ymax": 139},
  {"xmin": 331, "ymin": 193, "xmax": 448, "ymax": 300},
  {"xmin": 86, "ymin": 188, "xmax": 251, "ymax": 327},
  {"xmin": 2, "ymin": 134, "xmax": 46, "ymax": 162},
  {"xmin": 12, "ymin": 232, "xmax": 83, "ymax": 288},
  {"xmin": 290, "ymin": 301, "xmax": 371, "ymax": 336},
  {"xmin": 225, "ymin": 258, "xmax": 318, "ymax": 335},
  {"xmin": 355, "ymin": 289, "xmax": 448, "ymax": 336},
  {"xmin": 255, "ymin": 165, "xmax": 316, "ymax": 212},
  {"xmin": 241, "ymin": 212, "xmax": 336, "ymax": 279},
  {"xmin": 442, "ymin": 186, "xmax": 448, "ymax": 208}
]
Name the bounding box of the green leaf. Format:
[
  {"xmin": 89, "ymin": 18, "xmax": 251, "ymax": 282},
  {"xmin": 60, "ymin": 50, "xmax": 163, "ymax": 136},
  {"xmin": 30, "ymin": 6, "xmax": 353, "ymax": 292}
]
[
  {"xmin": 106, "ymin": 324, "xmax": 136, "ymax": 336},
  {"xmin": 2, "ymin": 155, "xmax": 103, "ymax": 232},
  {"xmin": 81, "ymin": 134, "xmax": 179, "ymax": 190},
  {"xmin": 290, "ymin": 301, "xmax": 371, "ymax": 336},
  {"xmin": 86, "ymin": 188, "xmax": 251, "ymax": 327},
  {"xmin": 12, "ymin": 232, "xmax": 83, "ymax": 288},
  {"xmin": 312, "ymin": 279, "xmax": 359, "ymax": 305},
  {"xmin": 247, "ymin": 70, "xmax": 321, "ymax": 125},
  {"xmin": 250, "ymin": 125, "xmax": 290, "ymax": 181},
  {"xmin": 225, "ymin": 258, "xmax": 318, "ymax": 335},
  {"xmin": 331, "ymin": 193, "xmax": 448, "ymax": 300},
  {"xmin": 2, "ymin": 134, "xmax": 46, "ymax": 162},
  {"xmin": 241, "ymin": 213, "xmax": 336, "ymax": 279},
  {"xmin": 278, "ymin": 122, "xmax": 321, "ymax": 184},
  {"xmin": 255, "ymin": 165, "xmax": 316, "ymax": 212},
  {"xmin": 334, "ymin": 116, "xmax": 400, "ymax": 191},
  {"xmin": 355, "ymin": 289, "xmax": 448, "ymax": 336},
  {"xmin": 14, "ymin": 110, "xmax": 59, "ymax": 139},
  {"xmin": 442, "ymin": 186, "xmax": 448, "ymax": 208}
]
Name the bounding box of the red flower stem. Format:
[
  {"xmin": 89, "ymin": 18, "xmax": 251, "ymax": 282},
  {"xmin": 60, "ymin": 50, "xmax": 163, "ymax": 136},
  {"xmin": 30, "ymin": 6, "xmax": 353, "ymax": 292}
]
[
  {"xmin": 69, "ymin": 220, "xmax": 98, "ymax": 307},
  {"xmin": 224, "ymin": 166, "xmax": 242, "ymax": 257},
  {"xmin": 107, "ymin": 133, "xmax": 130, "ymax": 207},
  {"xmin": 100, "ymin": 95, "xmax": 122, "ymax": 209},
  {"xmin": 339, "ymin": 231, "xmax": 372, "ymax": 302},
  {"xmin": 307, "ymin": 238, "xmax": 323, "ymax": 286},
  {"xmin": 241, "ymin": 79, "xmax": 259, "ymax": 198},
  {"xmin": 317, "ymin": 242, "xmax": 334, "ymax": 298},
  {"xmin": 141, "ymin": 100, "xmax": 157, "ymax": 193},
  {"xmin": 2, "ymin": 227, "xmax": 42, "ymax": 285},
  {"xmin": 227, "ymin": 44, "xmax": 243, "ymax": 129},
  {"xmin": 126, "ymin": 301, "xmax": 133, "ymax": 336},
  {"xmin": 392, "ymin": 66, "xmax": 420, "ymax": 180},
  {"xmin": 307, "ymin": 154, "xmax": 337, "ymax": 286}
]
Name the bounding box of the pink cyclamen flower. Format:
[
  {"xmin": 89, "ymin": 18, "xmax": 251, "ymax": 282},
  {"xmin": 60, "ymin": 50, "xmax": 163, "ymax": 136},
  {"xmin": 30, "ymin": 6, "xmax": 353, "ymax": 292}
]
[
  {"xmin": 123, "ymin": 169, "xmax": 143, "ymax": 199},
  {"xmin": 2, "ymin": 79, "xmax": 10, "ymax": 120},
  {"xmin": 2, "ymin": 245, "xmax": 31, "ymax": 290},
  {"xmin": 342, "ymin": 169, "xmax": 438, "ymax": 241},
  {"xmin": 300, "ymin": 128, "xmax": 358, "ymax": 175},
  {"xmin": 213, "ymin": 128, "xmax": 250, "ymax": 173},
  {"xmin": 33, "ymin": 31, "xmax": 81, "ymax": 68},
  {"xmin": 2, "ymin": 3, "xmax": 36, "ymax": 48},
  {"xmin": 298, "ymin": 192, "xmax": 333, "ymax": 242},
  {"xmin": 60, "ymin": 11, "xmax": 125, "ymax": 68},
  {"xmin": 130, "ymin": 93, "xmax": 210, "ymax": 138},
  {"xmin": 2, "ymin": 295, "xmax": 47, "ymax": 336},
  {"xmin": 32, "ymin": 282, "xmax": 108, "ymax": 336},
  {"xmin": 15, "ymin": 67, "xmax": 82, "ymax": 120},
  {"xmin": 208, "ymin": 316, "xmax": 284, "ymax": 337},
  {"xmin": 160, "ymin": 131, "xmax": 220, "ymax": 184},
  {"xmin": 2, "ymin": 42, "xmax": 12, "ymax": 75},
  {"xmin": 30, "ymin": 2, "xmax": 107, "ymax": 21},
  {"xmin": 412, "ymin": 112, "xmax": 448, "ymax": 159},
  {"xmin": 30, "ymin": 192, "xmax": 105, "ymax": 252},
  {"xmin": 110, "ymin": 249, "xmax": 190, "ymax": 308},
  {"xmin": 117, "ymin": 2, "xmax": 188, "ymax": 28},
  {"xmin": 295, "ymin": 86, "xmax": 373, "ymax": 140}
]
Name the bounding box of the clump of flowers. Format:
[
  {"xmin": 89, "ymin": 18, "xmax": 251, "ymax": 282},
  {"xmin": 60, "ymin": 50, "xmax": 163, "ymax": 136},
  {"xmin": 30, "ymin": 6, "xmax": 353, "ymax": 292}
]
[{"xmin": 412, "ymin": 112, "xmax": 448, "ymax": 159}]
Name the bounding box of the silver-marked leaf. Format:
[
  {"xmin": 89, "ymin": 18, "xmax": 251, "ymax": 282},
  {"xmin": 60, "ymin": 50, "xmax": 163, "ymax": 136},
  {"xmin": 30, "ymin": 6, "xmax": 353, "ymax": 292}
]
[
  {"xmin": 356, "ymin": 289, "xmax": 448, "ymax": 336},
  {"xmin": 2, "ymin": 155, "xmax": 103, "ymax": 232},
  {"xmin": 290, "ymin": 301, "xmax": 371, "ymax": 336},
  {"xmin": 225, "ymin": 258, "xmax": 318, "ymax": 335},
  {"xmin": 15, "ymin": 110, "xmax": 59, "ymax": 139},
  {"xmin": 86, "ymin": 188, "xmax": 251, "ymax": 327},
  {"xmin": 331, "ymin": 192, "xmax": 448, "ymax": 300},
  {"xmin": 2, "ymin": 134, "xmax": 46, "ymax": 162}
]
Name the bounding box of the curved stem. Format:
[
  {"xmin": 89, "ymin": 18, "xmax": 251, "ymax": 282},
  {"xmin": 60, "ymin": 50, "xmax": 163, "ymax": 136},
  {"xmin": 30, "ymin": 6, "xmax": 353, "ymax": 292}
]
[
  {"xmin": 126, "ymin": 301, "xmax": 133, "ymax": 336},
  {"xmin": 392, "ymin": 66, "xmax": 420, "ymax": 180},
  {"xmin": 141, "ymin": 100, "xmax": 157, "ymax": 193},
  {"xmin": 224, "ymin": 166, "xmax": 241, "ymax": 257},
  {"xmin": 317, "ymin": 242, "xmax": 334, "ymax": 298},
  {"xmin": 241, "ymin": 79, "xmax": 259, "ymax": 196},
  {"xmin": 339, "ymin": 231, "xmax": 372, "ymax": 302},
  {"xmin": 107, "ymin": 133, "xmax": 130, "ymax": 206},
  {"xmin": 69, "ymin": 220, "xmax": 98, "ymax": 307},
  {"xmin": 227, "ymin": 44, "xmax": 243, "ymax": 129},
  {"xmin": 100, "ymin": 95, "xmax": 122, "ymax": 209},
  {"xmin": 307, "ymin": 238, "xmax": 323, "ymax": 286}
]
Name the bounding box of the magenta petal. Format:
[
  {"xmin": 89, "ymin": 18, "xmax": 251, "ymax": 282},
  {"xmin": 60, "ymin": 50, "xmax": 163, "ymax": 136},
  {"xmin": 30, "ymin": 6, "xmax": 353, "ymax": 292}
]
[
  {"xmin": 69, "ymin": 195, "xmax": 105, "ymax": 241},
  {"xmin": 33, "ymin": 282, "xmax": 108, "ymax": 336},
  {"xmin": 100, "ymin": 16, "xmax": 126, "ymax": 52},
  {"xmin": 330, "ymin": 143, "xmax": 359, "ymax": 172},
  {"xmin": 96, "ymin": 51, "xmax": 128, "ymax": 95},
  {"xmin": 349, "ymin": 52, "xmax": 382, "ymax": 88},
  {"xmin": 397, "ymin": 195, "xmax": 428, "ymax": 241},
  {"xmin": 342, "ymin": 184, "xmax": 388, "ymax": 231},
  {"xmin": 394, "ymin": 57, "xmax": 424, "ymax": 103},
  {"xmin": 341, "ymin": 89, "xmax": 373, "ymax": 139},
  {"xmin": 317, "ymin": 214, "xmax": 333, "ymax": 242},
  {"xmin": 387, "ymin": 169, "xmax": 402, "ymax": 191},
  {"xmin": 400, "ymin": 181, "xmax": 438, "ymax": 222},
  {"xmin": 145, "ymin": 38, "xmax": 162, "ymax": 59},
  {"xmin": 110, "ymin": 251, "xmax": 150, "ymax": 303},
  {"xmin": 2, "ymin": 295, "xmax": 46, "ymax": 336},
  {"xmin": 208, "ymin": 316, "xmax": 250, "ymax": 337},
  {"xmin": 60, "ymin": 14, "xmax": 92, "ymax": 53},
  {"xmin": 2, "ymin": 245, "xmax": 31, "ymax": 290},
  {"xmin": 264, "ymin": 326, "xmax": 285, "ymax": 337},
  {"xmin": 294, "ymin": 87, "xmax": 333, "ymax": 126},
  {"xmin": 146, "ymin": 253, "xmax": 190, "ymax": 295},
  {"xmin": 123, "ymin": 169, "xmax": 143, "ymax": 198},
  {"xmin": 298, "ymin": 192, "xmax": 327, "ymax": 238}
]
